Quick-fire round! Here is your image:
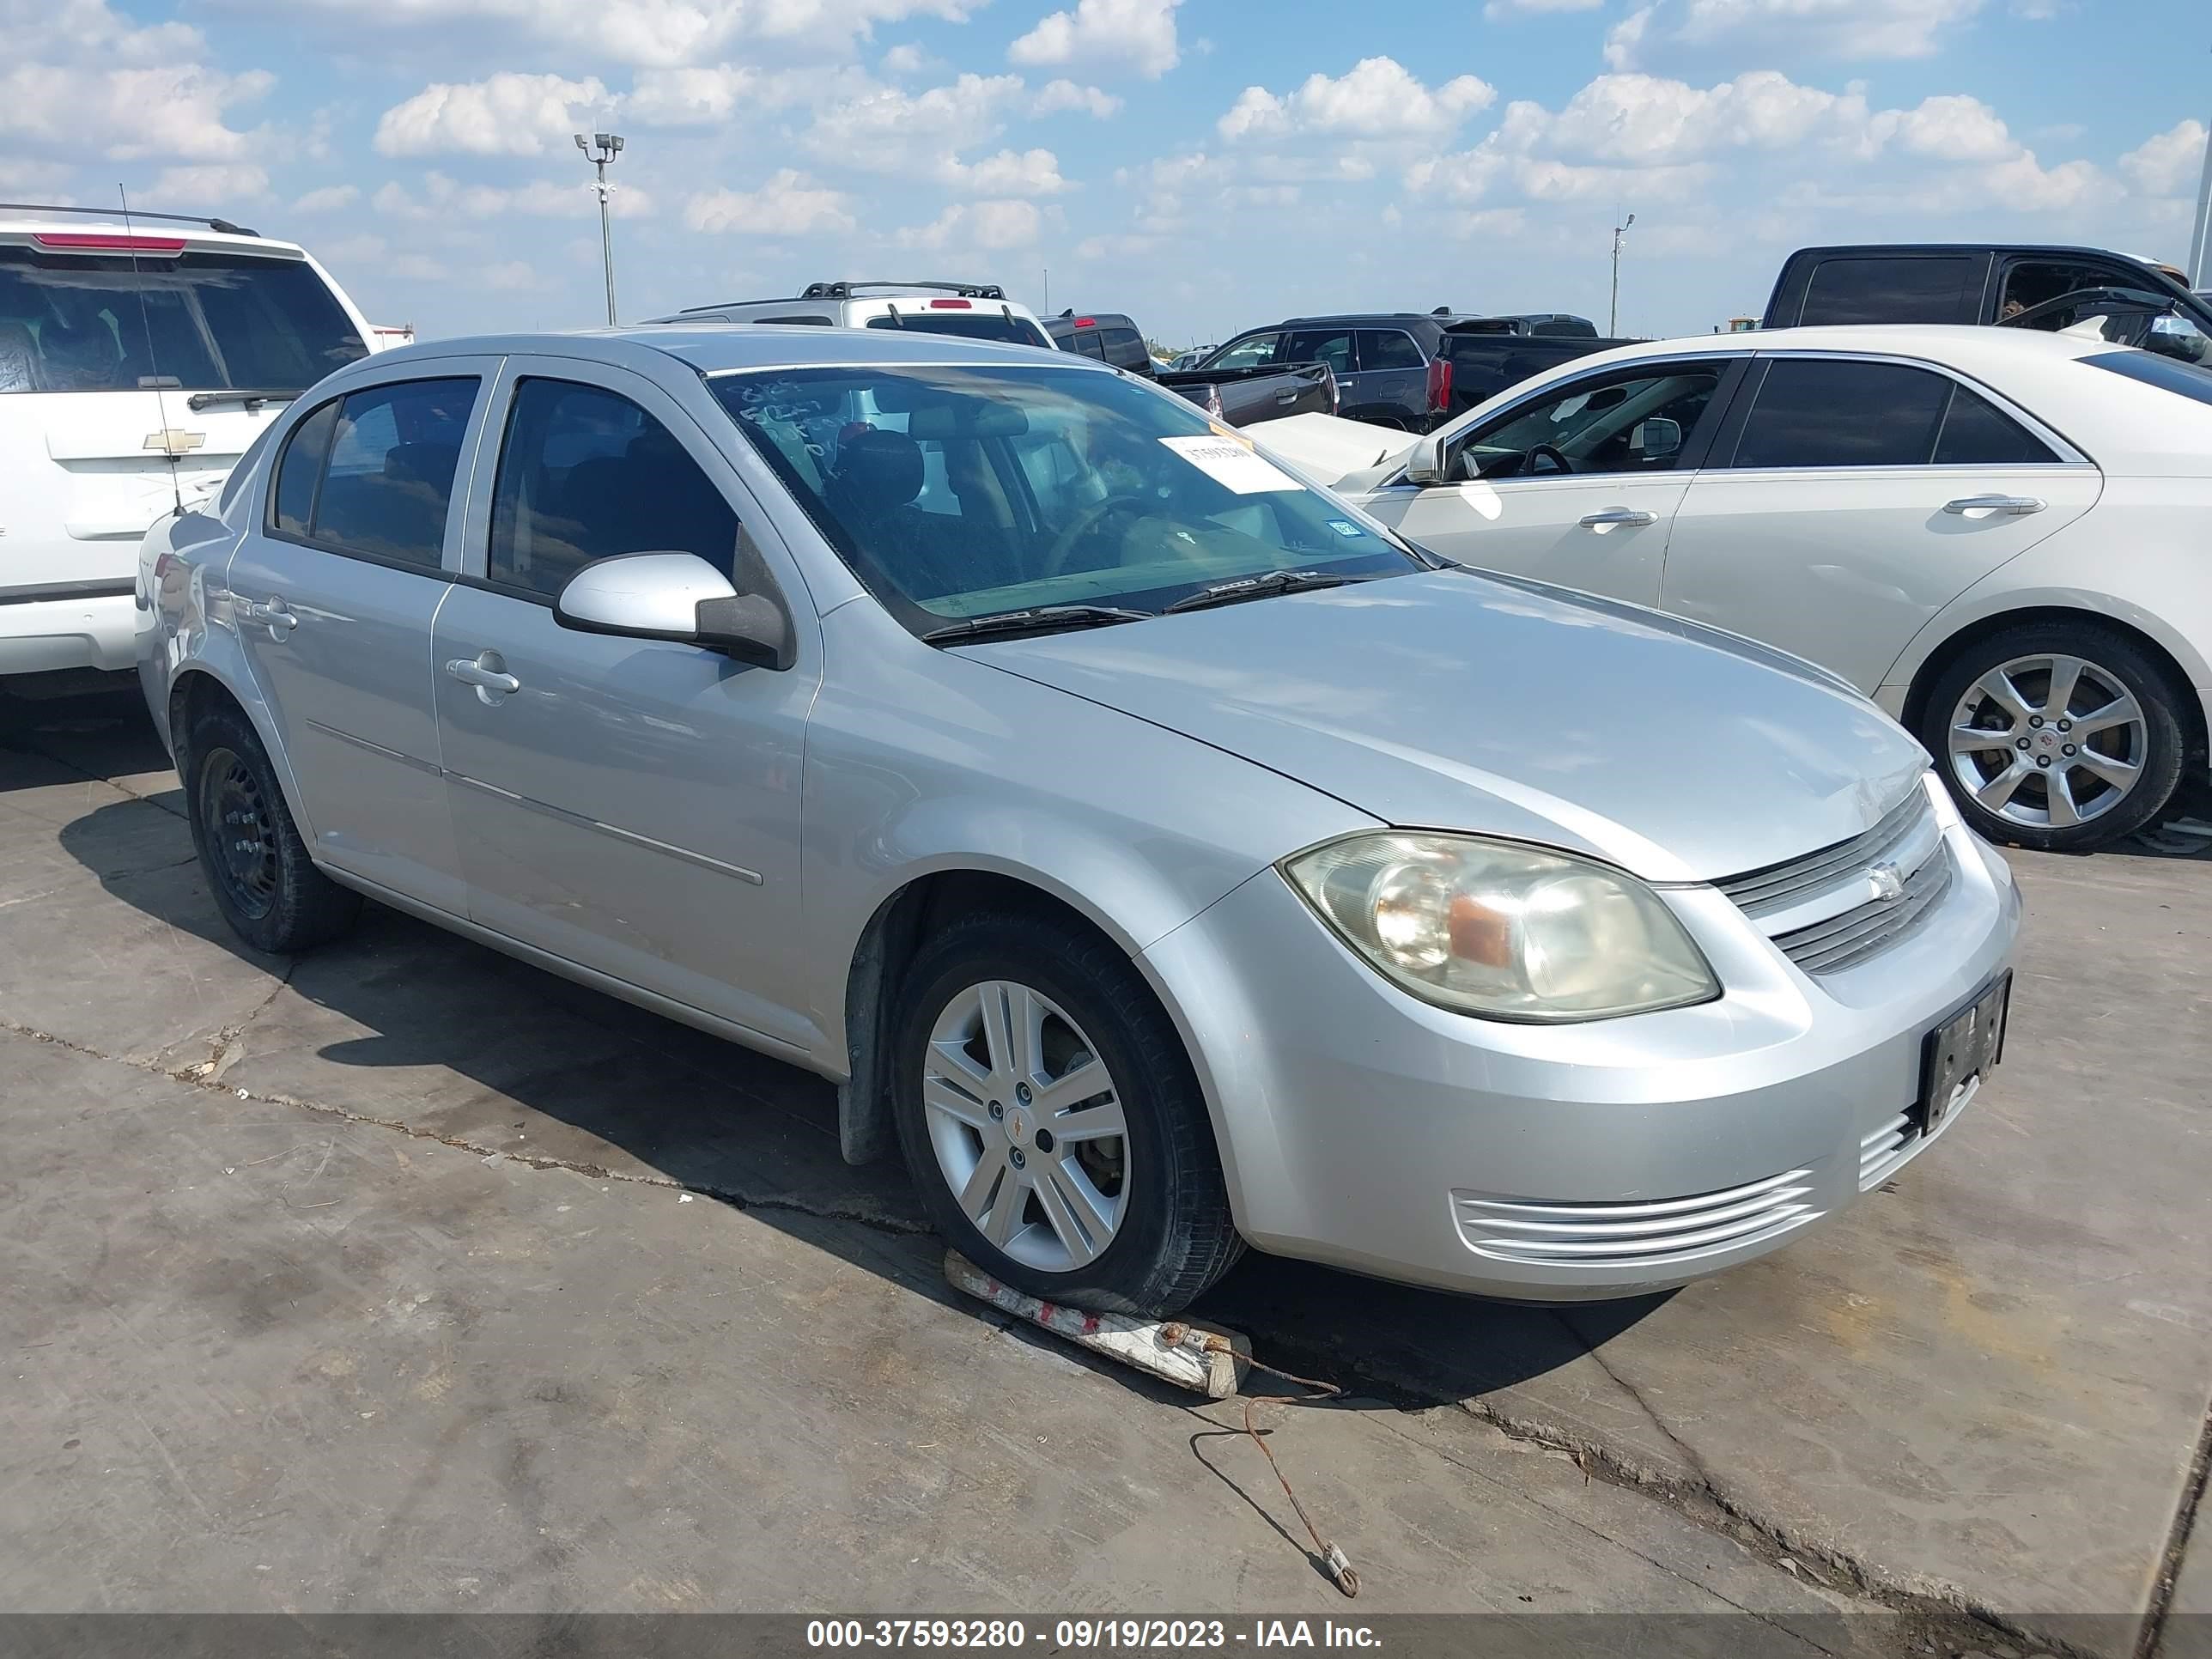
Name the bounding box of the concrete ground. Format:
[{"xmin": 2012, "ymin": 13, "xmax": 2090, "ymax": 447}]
[{"xmin": 2, "ymin": 682, "xmax": 2206, "ymax": 1655}]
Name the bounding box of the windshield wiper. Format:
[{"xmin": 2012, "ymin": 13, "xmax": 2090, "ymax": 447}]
[
  {"xmin": 921, "ymin": 604, "xmax": 1154, "ymax": 643},
  {"xmin": 185, "ymin": 388, "xmax": 301, "ymax": 411},
  {"xmin": 1162, "ymin": 568, "xmax": 1368, "ymax": 615}
]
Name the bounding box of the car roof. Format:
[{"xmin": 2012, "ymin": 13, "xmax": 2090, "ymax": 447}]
[
  {"xmin": 1789, "ymin": 243, "xmax": 2160, "ymax": 262},
  {"xmin": 0, "ymin": 208, "xmax": 302, "ymax": 258},
  {"xmin": 1575, "ymin": 323, "xmax": 2118, "ymax": 368},
  {"xmin": 1274, "ymin": 313, "xmax": 1451, "ymax": 328},
  {"xmin": 363, "ymin": 324, "xmax": 1110, "ymax": 377}
]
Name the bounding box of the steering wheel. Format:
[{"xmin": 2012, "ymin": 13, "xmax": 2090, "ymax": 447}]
[
  {"xmin": 1042, "ymin": 493, "xmax": 1155, "ymax": 578},
  {"xmin": 1524, "ymin": 442, "xmax": 1576, "ymax": 477}
]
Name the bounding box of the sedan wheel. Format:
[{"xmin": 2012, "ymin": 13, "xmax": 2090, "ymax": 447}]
[
  {"xmin": 891, "ymin": 909, "xmax": 1243, "ymax": 1315},
  {"xmin": 1924, "ymin": 623, "xmax": 2187, "ymax": 853},
  {"xmin": 921, "ymin": 980, "xmax": 1128, "ymax": 1273},
  {"xmin": 1947, "ymin": 653, "xmax": 2146, "ymax": 831}
]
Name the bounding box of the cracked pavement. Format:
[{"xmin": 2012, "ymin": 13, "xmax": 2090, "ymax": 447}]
[{"xmin": 2, "ymin": 684, "xmax": 2208, "ymax": 1653}]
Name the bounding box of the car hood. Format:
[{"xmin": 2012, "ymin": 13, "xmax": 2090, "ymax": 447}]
[{"xmin": 963, "ymin": 569, "xmax": 1928, "ymax": 883}]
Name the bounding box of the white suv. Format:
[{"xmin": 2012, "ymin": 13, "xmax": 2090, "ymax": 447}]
[
  {"xmin": 648, "ymin": 281, "xmax": 1054, "ymax": 349},
  {"xmin": 1, "ymin": 205, "xmax": 383, "ymax": 678}
]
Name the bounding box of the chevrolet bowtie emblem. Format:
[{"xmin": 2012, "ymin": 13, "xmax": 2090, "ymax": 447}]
[
  {"xmin": 1867, "ymin": 862, "xmax": 1905, "ymax": 902},
  {"xmin": 143, "ymin": 428, "xmax": 207, "ymax": 456}
]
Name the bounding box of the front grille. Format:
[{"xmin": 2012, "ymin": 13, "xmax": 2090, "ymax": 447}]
[
  {"xmin": 1453, "ymin": 1167, "xmax": 1822, "ymax": 1268},
  {"xmin": 1715, "ymin": 787, "xmax": 1952, "ymax": 975},
  {"xmin": 1716, "ymin": 790, "xmax": 1932, "ymax": 918},
  {"xmin": 1771, "ymin": 853, "xmax": 1952, "ymax": 974}
]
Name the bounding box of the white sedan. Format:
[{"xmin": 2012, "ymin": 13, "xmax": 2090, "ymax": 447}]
[{"xmin": 1293, "ymin": 325, "xmax": 2212, "ymax": 853}]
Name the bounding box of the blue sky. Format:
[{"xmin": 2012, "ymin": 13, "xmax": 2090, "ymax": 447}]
[{"xmin": 8, "ymin": 0, "xmax": 2208, "ymax": 347}]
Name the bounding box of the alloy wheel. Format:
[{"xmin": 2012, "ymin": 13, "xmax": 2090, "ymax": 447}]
[
  {"xmin": 921, "ymin": 979, "xmax": 1129, "ymax": 1273},
  {"xmin": 200, "ymin": 746, "xmax": 280, "ymax": 920},
  {"xmin": 1947, "ymin": 653, "xmax": 2148, "ymax": 830}
]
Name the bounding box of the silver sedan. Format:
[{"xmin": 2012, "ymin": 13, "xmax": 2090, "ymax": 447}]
[{"xmin": 137, "ymin": 326, "xmax": 2020, "ymax": 1313}]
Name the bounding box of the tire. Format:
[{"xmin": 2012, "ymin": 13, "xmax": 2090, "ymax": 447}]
[
  {"xmin": 182, "ymin": 700, "xmax": 362, "ymax": 953},
  {"xmin": 890, "ymin": 908, "xmax": 1242, "ymax": 1316},
  {"xmin": 1921, "ymin": 621, "xmax": 2188, "ymax": 853}
]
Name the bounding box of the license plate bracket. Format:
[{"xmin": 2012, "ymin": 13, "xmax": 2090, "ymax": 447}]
[{"xmin": 1915, "ymin": 972, "xmax": 2010, "ymax": 1135}]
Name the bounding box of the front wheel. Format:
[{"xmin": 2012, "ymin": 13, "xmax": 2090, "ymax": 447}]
[
  {"xmin": 1922, "ymin": 623, "xmax": 2188, "ymax": 852},
  {"xmin": 891, "ymin": 910, "xmax": 1242, "ymax": 1316}
]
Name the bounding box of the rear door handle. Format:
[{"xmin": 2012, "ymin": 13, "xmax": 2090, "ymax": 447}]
[
  {"xmin": 1942, "ymin": 495, "xmax": 2046, "ymax": 517},
  {"xmin": 444, "ymin": 652, "xmax": 520, "ymax": 701},
  {"xmin": 245, "ymin": 596, "xmax": 297, "ymax": 636},
  {"xmin": 1578, "ymin": 507, "xmax": 1657, "ymax": 528}
]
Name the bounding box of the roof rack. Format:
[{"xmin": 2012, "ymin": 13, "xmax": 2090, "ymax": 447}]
[
  {"xmin": 799, "ymin": 279, "xmax": 1006, "ymax": 301},
  {"xmin": 0, "ymin": 202, "xmax": 258, "ymax": 237}
]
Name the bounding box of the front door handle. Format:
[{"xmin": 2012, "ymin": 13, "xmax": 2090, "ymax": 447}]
[
  {"xmin": 1942, "ymin": 494, "xmax": 2046, "ymax": 518},
  {"xmin": 444, "ymin": 651, "xmax": 520, "ymax": 702},
  {"xmin": 1578, "ymin": 507, "xmax": 1657, "ymax": 528}
]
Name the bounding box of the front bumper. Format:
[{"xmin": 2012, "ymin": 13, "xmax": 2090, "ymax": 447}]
[
  {"xmin": 0, "ymin": 592, "xmax": 139, "ymax": 676},
  {"xmin": 1141, "ymin": 817, "xmax": 2021, "ymax": 1301}
]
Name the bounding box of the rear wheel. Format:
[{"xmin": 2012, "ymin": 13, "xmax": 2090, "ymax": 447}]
[
  {"xmin": 184, "ymin": 702, "xmax": 362, "ymax": 952},
  {"xmin": 1922, "ymin": 623, "xmax": 2187, "ymax": 852},
  {"xmin": 891, "ymin": 909, "xmax": 1241, "ymax": 1316}
]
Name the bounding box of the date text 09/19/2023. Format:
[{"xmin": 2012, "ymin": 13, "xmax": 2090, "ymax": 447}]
[{"xmin": 805, "ymin": 1620, "xmax": 1381, "ymax": 1650}]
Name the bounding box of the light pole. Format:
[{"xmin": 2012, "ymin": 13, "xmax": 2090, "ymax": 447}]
[
  {"xmin": 2189, "ymin": 106, "xmax": 2211, "ymax": 287},
  {"xmin": 574, "ymin": 131, "xmax": 624, "ymax": 325},
  {"xmin": 1609, "ymin": 210, "xmax": 1635, "ymax": 337}
]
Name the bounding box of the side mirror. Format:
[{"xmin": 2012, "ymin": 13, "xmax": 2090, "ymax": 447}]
[
  {"xmin": 1631, "ymin": 416, "xmax": 1683, "ymax": 460},
  {"xmin": 554, "ymin": 550, "xmax": 795, "ymax": 671},
  {"xmin": 1403, "ymin": 431, "xmax": 1449, "ymax": 486}
]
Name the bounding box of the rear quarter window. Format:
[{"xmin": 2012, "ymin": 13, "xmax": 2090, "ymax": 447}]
[{"xmin": 2082, "ymin": 349, "xmax": 2212, "ymax": 407}]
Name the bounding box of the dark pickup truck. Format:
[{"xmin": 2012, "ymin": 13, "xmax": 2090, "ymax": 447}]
[
  {"xmin": 1153, "ymin": 359, "xmax": 1338, "ymax": 427},
  {"xmin": 1762, "ymin": 243, "xmax": 2212, "ymax": 360},
  {"xmin": 1435, "ymin": 321, "xmax": 1638, "ymax": 417}
]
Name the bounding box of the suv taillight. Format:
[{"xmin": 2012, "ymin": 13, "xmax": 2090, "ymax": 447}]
[{"xmin": 1426, "ymin": 355, "xmax": 1452, "ymax": 416}]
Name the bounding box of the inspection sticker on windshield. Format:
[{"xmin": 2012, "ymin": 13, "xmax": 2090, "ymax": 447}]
[
  {"xmin": 1158, "ymin": 434, "xmax": 1302, "ymax": 494},
  {"xmin": 1326, "ymin": 520, "xmax": 1367, "ymax": 538}
]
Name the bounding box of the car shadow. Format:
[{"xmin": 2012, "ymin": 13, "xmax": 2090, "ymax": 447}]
[{"xmin": 18, "ymin": 684, "xmax": 1672, "ymax": 1419}]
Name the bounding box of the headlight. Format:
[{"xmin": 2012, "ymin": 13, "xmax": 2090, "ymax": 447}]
[{"xmin": 1282, "ymin": 833, "xmax": 1719, "ymax": 1023}]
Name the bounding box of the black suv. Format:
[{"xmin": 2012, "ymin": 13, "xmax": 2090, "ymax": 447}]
[
  {"xmin": 1042, "ymin": 311, "xmax": 1155, "ymax": 376},
  {"xmin": 1195, "ymin": 313, "xmax": 1467, "ymax": 430}
]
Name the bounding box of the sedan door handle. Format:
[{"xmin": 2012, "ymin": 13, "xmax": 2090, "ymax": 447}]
[
  {"xmin": 1942, "ymin": 494, "xmax": 2046, "ymax": 518},
  {"xmin": 244, "ymin": 596, "xmax": 297, "ymax": 635},
  {"xmin": 1578, "ymin": 507, "xmax": 1657, "ymax": 528},
  {"xmin": 444, "ymin": 653, "xmax": 520, "ymax": 699}
]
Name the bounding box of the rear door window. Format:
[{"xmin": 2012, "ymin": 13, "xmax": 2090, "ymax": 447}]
[
  {"xmin": 1206, "ymin": 333, "xmax": 1281, "ymax": 372},
  {"xmin": 0, "ymin": 246, "xmax": 367, "ymax": 393},
  {"xmin": 488, "ymin": 378, "xmax": 739, "ymax": 599},
  {"xmin": 1357, "ymin": 330, "xmax": 1425, "ymax": 371},
  {"xmin": 273, "ymin": 377, "xmax": 477, "ymax": 568},
  {"xmin": 1796, "ymin": 257, "xmax": 1979, "ymax": 325},
  {"xmin": 1730, "ymin": 359, "xmax": 1951, "ymax": 469},
  {"xmin": 1282, "ymin": 328, "xmax": 1358, "ymax": 376}
]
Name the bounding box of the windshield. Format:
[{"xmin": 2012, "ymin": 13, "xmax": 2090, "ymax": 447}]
[
  {"xmin": 0, "ymin": 246, "xmax": 367, "ymax": 395},
  {"xmin": 714, "ymin": 363, "xmax": 1419, "ymax": 630},
  {"xmin": 865, "ymin": 311, "xmax": 1052, "ymax": 349}
]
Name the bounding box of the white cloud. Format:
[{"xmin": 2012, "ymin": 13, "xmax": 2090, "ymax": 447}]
[
  {"xmin": 1009, "ymin": 0, "xmax": 1181, "ymax": 80},
  {"xmin": 1483, "ymin": 0, "xmax": 1600, "ymax": 13},
  {"xmin": 284, "ymin": 0, "xmax": 976, "ymax": 70},
  {"xmin": 626, "ymin": 63, "xmax": 863, "ymax": 125},
  {"xmin": 896, "ymin": 198, "xmax": 1043, "ymax": 250},
  {"xmin": 319, "ymin": 233, "xmax": 447, "ymax": 283},
  {"xmin": 1032, "ymin": 78, "xmax": 1121, "ymax": 118},
  {"xmin": 293, "ymin": 183, "xmax": 360, "ymax": 212},
  {"xmin": 1218, "ymin": 58, "xmax": 1494, "ymax": 142},
  {"xmin": 880, "ymin": 43, "xmax": 940, "ymax": 76},
  {"xmin": 1606, "ymin": 0, "xmax": 1984, "ymax": 67},
  {"xmin": 941, "ymin": 148, "xmax": 1070, "ymax": 195},
  {"xmin": 374, "ymin": 171, "xmax": 654, "ymax": 221},
  {"xmin": 153, "ymin": 163, "xmax": 270, "ymax": 204},
  {"xmin": 374, "ymin": 73, "xmax": 611, "ymax": 158},
  {"xmin": 483, "ymin": 260, "xmax": 544, "ymax": 290},
  {"xmin": 1868, "ymin": 94, "xmax": 2016, "ymax": 163},
  {"xmin": 805, "ymin": 71, "xmax": 1024, "ymax": 163},
  {"xmin": 685, "ymin": 169, "xmax": 854, "ymax": 235},
  {"xmin": 1533, "ymin": 71, "xmax": 1865, "ymax": 166},
  {"xmin": 2120, "ymin": 121, "xmax": 2209, "ymax": 199},
  {"xmin": 0, "ymin": 63, "xmax": 272, "ymax": 162}
]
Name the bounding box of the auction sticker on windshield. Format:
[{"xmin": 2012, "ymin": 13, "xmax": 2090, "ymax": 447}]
[{"xmin": 1158, "ymin": 434, "xmax": 1301, "ymax": 494}]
